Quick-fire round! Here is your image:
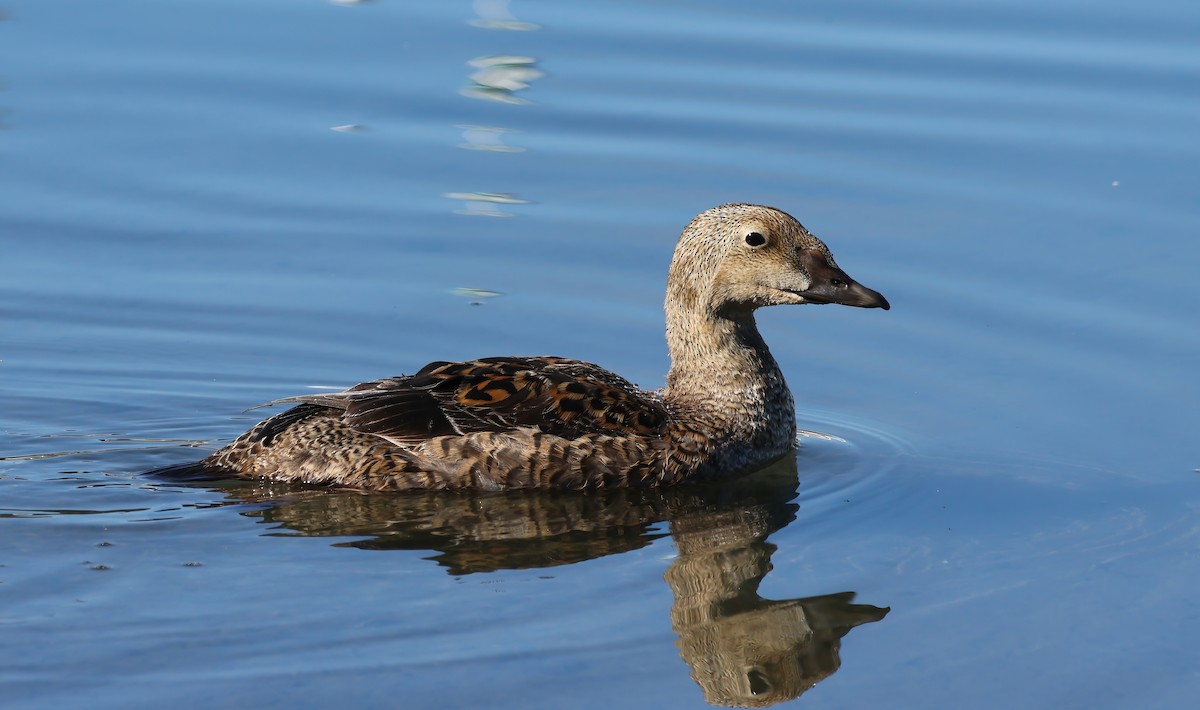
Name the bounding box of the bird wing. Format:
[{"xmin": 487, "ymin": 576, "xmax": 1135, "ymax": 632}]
[{"xmin": 255, "ymin": 356, "xmax": 669, "ymax": 447}]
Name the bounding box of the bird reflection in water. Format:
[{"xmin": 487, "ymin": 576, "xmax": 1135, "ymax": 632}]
[
  {"xmin": 174, "ymin": 455, "xmax": 888, "ymax": 707},
  {"xmin": 664, "ymin": 480, "xmax": 889, "ymax": 707}
]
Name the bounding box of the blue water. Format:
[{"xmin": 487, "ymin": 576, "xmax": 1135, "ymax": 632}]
[{"xmin": 3, "ymin": 0, "xmax": 1199, "ymax": 707}]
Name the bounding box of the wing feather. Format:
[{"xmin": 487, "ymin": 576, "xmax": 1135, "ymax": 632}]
[{"xmin": 249, "ymin": 356, "xmax": 669, "ymax": 447}]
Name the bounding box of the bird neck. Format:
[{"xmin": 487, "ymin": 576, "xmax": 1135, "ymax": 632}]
[{"xmin": 663, "ymin": 301, "xmax": 795, "ymax": 436}]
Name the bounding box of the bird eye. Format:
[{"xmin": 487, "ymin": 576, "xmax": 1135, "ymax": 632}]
[
  {"xmin": 831, "ymin": 278, "xmax": 845, "ymax": 287},
  {"xmin": 745, "ymin": 232, "xmax": 766, "ymax": 247}
]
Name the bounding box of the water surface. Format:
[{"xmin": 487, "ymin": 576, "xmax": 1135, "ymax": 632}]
[{"xmin": 3, "ymin": 1, "xmax": 1199, "ymax": 708}]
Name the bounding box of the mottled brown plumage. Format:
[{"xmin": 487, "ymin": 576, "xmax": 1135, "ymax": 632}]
[{"xmin": 194, "ymin": 204, "xmax": 889, "ymax": 490}]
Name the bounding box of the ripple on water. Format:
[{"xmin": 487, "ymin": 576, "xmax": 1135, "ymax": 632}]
[{"xmin": 793, "ymin": 408, "xmax": 920, "ymax": 522}]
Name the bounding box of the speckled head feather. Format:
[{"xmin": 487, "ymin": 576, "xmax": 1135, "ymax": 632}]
[
  {"xmin": 668, "ymin": 203, "xmax": 884, "ymax": 316},
  {"xmin": 175, "ymin": 204, "xmax": 889, "ymax": 491},
  {"xmin": 665, "ymin": 203, "xmax": 887, "ymax": 398}
]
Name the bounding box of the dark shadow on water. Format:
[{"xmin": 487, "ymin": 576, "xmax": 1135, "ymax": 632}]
[{"xmin": 155, "ymin": 456, "xmax": 889, "ymax": 707}]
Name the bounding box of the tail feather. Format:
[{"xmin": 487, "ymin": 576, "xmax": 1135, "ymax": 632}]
[{"xmin": 142, "ymin": 460, "xmax": 231, "ymax": 482}]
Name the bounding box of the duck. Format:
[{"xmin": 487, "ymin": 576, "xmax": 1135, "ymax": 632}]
[{"xmin": 188, "ymin": 204, "xmax": 889, "ymax": 491}]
